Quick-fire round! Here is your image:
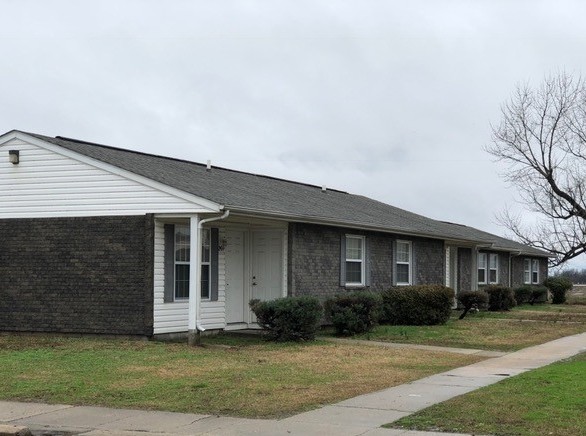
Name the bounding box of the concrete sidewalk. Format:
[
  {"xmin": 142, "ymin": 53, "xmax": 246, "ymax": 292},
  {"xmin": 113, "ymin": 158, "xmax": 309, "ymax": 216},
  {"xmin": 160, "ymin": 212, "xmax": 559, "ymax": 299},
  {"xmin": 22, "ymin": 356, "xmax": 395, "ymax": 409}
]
[{"xmin": 2, "ymin": 332, "xmax": 585, "ymax": 436}]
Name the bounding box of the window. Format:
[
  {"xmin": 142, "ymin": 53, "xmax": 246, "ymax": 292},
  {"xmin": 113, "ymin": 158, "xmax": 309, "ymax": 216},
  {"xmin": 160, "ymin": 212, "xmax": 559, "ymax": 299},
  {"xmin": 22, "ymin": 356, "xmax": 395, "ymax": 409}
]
[
  {"xmin": 396, "ymin": 240, "xmax": 412, "ymax": 285},
  {"xmin": 525, "ymin": 259, "xmax": 539, "ymax": 284},
  {"xmin": 489, "ymin": 253, "xmax": 498, "ymax": 284},
  {"xmin": 531, "ymin": 259, "xmax": 539, "ymax": 284},
  {"xmin": 478, "ymin": 252, "xmax": 498, "ymax": 285},
  {"xmin": 174, "ymin": 225, "xmax": 190, "ymax": 299},
  {"xmin": 200, "ymin": 228, "xmax": 211, "ymax": 299},
  {"xmin": 173, "ymin": 225, "xmax": 211, "ymax": 300},
  {"xmin": 345, "ymin": 235, "xmax": 365, "ymax": 285},
  {"xmin": 477, "ymin": 252, "xmax": 487, "ymax": 284}
]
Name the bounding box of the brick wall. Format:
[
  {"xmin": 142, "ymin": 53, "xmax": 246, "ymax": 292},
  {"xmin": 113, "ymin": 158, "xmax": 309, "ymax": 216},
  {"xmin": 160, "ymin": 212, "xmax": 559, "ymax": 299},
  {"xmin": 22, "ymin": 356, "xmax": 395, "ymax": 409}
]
[
  {"xmin": 413, "ymin": 238, "xmax": 445, "ymax": 285},
  {"xmin": 510, "ymin": 256, "xmax": 548, "ymax": 288},
  {"xmin": 0, "ymin": 215, "xmax": 154, "ymax": 335},
  {"xmin": 288, "ymin": 222, "xmax": 445, "ymax": 301}
]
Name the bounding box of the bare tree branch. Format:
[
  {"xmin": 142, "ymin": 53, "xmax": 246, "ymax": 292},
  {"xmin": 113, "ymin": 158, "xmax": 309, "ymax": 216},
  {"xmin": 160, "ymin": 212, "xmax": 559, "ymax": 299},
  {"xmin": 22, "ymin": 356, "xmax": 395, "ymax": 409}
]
[{"xmin": 488, "ymin": 72, "xmax": 586, "ymax": 266}]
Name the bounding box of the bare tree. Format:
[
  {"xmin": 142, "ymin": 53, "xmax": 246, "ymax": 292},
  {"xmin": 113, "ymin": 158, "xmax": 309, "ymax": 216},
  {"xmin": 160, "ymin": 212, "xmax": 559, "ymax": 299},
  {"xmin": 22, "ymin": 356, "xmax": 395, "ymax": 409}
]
[{"xmin": 488, "ymin": 73, "xmax": 586, "ymax": 266}]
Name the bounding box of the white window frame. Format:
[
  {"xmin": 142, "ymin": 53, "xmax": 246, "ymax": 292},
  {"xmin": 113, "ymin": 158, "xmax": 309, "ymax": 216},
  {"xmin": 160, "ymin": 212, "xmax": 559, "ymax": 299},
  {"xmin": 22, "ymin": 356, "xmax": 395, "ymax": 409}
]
[
  {"xmin": 524, "ymin": 258, "xmax": 540, "ymax": 284},
  {"xmin": 531, "ymin": 259, "xmax": 539, "ymax": 284},
  {"xmin": 524, "ymin": 259, "xmax": 531, "ymax": 284},
  {"xmin": 173, "ymin": 225, "xmax": 212, "ymax": 301},
  {"xmin": 395, "ymin": 240, "xmax": 412, "ymax": 286},
  {"xmin": 174, "ymin": 224, "xmax": 190, "ymax": 301},
  {"xmin": 477, "ymin": 252, "xmax": 487, "ymax": 285},
  {"xmin": 488, "ymin": 253, "xmax": 499, "ymax": 284},
  {"xmin": 345, "ymin": 235, "xmax": 365, "ymax": 286}
]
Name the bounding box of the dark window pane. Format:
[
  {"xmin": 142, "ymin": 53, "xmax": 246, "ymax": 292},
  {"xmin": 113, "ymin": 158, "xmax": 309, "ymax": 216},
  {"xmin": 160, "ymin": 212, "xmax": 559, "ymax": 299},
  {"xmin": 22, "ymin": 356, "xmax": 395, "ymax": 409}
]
[
  {"xmin": 345, "ymin": 261, "xmax": 362, "ymax": 283},
  {"xmin": 489, "ymin": 269, "xmax": 497, "ymax": 283},
  {"xmin": 478, "ymin": 269, "xmax": 486, "ymax": 283},
  {"xmin": 532, "ymin": 271, "xmax": 538, "ymax": 284},
  {"xmin": 175, "ymin": 264, "xmax": 190, "ymax": 299},
  {"xmin": 397, "ymin": 264, "xmax": 410, "ymax": 284},
  {"xmin": 201, "ymin": 264, "xmax": 210, "ymax": 299}
]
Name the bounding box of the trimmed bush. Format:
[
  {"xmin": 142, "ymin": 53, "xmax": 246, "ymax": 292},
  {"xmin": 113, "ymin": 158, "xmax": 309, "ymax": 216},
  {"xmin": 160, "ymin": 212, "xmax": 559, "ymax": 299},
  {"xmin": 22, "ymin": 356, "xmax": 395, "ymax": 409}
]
[
  {"xmin": 544, "ymin": 277, "xmax": 573, "ymax": 304},
  {"xmin": 484, "ymin": 285, "xmax": 516, "ymax": 311},
  {"xmin": 379, "ymin": 285, "xmax": 454, "ymax": 325},
  {"xmin": 249, "ymin": 296, "xmax": 323, "ymax": 341},
  {"xmin": 457, "ymin": 290, "xmax": 488, "ymax": 319},
  {"xmin": 514, "ymin": 285, "xmax": 549, "ymax": 305},
  {"xmin": 323, "ymin": 292, "xmax": 382, "ymax": 336}
]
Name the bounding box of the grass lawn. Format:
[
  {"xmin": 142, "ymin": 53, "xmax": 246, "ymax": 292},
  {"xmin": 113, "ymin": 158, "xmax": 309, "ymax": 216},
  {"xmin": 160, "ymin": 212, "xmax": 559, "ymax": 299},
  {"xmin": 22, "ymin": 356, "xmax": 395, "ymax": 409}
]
[
  {"xmin": 387, "ymin": 352, "xmax": 586, "ymax": 436},
  {"xmin": 568, "ymin": 285, "xmax": 586, "ymax": 305},
  {"xmin": 0, "ymin": 333, "xmax": 483, "ymax": 418},
  {"xmin": 350, "ymin": 304, "xmax": 586, "ymax": 351}
]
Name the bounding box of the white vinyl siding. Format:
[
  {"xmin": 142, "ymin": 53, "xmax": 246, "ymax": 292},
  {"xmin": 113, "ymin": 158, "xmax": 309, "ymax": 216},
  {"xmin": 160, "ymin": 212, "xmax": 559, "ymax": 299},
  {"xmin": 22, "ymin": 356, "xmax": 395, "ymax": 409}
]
[
  {"xmin": 153, "ymin": 220, "xmax": 226, "ymax": 334},
  {"xmin": 396, "ymin": 240, "xmax": 412, "ymax": 285},
  {"xmin": 345, "ymin": 235, "xmax": 365, "ymax": 286},
  {"xmin": 0, "ymin": 138, "xmax": 216, "ymax": 218}
]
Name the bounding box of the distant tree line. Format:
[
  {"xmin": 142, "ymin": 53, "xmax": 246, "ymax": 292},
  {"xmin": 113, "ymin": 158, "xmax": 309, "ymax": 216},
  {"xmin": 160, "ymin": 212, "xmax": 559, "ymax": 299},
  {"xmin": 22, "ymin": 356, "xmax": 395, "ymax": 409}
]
[{"xmin": 553, "ymin": 268, "xmax": 586, "ymax": 284}]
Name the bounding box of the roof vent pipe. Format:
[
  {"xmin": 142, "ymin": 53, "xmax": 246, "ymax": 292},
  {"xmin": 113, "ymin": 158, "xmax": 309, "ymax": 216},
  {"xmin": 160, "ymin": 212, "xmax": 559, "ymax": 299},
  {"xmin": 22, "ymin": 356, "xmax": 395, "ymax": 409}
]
[
  {"xmin": 322, "ymin": 185, "xmax": 326, "ymax": 192},
  {"xmin": 206, "ymin": 160, "xmax": 211, "ymax": 171}
]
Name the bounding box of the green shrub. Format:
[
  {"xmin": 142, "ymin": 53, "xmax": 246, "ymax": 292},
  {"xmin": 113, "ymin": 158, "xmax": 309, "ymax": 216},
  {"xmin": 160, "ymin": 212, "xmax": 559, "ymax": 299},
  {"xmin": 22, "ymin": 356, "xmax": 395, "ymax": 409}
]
[
  {"xmin": 457, "ymin": 290, "xmax": 488, "ymax": 319},
  {"xmin": 543, "ymin": 277, "xmax": 573, "ymax": 304},
  {"xmin": 379, "ymin": 285, "xmax": 454, "ymax": 325},
  {"xmin": 323, "ymin": 292, "xmax": 382, "ymax": 336},
  {"xmin": 514, "ymin": 285, "xmax": 549, "ymax": 305},
  {"xmin": 484, "ymin": 285, "xmax": 516, "ymax": 311},
  {"xmin": 249, "ymin": 296, "xmax": 323, "ymax": 341}
]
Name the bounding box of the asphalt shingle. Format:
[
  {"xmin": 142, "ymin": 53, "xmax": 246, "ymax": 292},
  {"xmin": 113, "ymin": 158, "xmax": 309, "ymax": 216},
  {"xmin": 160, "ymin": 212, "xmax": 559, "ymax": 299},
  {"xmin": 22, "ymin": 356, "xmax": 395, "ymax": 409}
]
[{"xmin": 22, "ymin": 131, "xmax": 549, "ymax": 257}]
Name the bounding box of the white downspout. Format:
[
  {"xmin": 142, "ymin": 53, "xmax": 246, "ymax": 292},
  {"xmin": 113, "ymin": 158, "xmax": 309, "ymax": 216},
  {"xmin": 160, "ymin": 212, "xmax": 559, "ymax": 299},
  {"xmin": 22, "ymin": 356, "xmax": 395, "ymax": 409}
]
[{"xmin": 188, "ymin": 210, "xmax": 230, "ymax": 345}]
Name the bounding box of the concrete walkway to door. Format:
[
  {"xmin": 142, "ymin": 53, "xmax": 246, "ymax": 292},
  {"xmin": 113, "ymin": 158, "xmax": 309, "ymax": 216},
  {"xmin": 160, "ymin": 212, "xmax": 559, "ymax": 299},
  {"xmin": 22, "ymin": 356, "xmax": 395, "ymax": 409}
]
[{"xmin": 1, "ymin": 332, "xmax": 585, "ymax": 436}]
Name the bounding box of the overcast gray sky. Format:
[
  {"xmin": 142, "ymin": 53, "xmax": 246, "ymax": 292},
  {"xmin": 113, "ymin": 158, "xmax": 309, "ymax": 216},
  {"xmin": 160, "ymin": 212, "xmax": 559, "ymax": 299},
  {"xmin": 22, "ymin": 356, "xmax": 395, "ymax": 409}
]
[{"xmin": 2, "ymin": 0, "xmax": 586, "ymax": 268}]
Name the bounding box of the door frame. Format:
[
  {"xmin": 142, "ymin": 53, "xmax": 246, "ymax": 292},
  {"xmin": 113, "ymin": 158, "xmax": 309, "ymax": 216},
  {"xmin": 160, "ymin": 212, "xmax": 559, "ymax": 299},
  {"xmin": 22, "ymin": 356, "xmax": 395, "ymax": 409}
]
[{"xmin": 223, "ymin": 223, "xmax": 287, "ymax": 327}]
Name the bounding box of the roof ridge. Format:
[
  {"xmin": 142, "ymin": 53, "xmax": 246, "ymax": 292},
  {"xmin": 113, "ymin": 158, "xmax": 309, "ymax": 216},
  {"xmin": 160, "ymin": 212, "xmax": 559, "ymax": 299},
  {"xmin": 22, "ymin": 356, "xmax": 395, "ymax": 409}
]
[{"xmin": 52, "ymin": 135, "xmax": 348, "ymax": 194}]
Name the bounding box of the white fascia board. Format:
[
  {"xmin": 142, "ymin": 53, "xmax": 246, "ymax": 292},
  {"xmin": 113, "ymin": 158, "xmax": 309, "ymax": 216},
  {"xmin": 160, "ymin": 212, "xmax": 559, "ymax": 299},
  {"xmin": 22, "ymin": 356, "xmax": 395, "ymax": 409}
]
[
  {"xmin": 4, "ymin": 131, "xmax": 222, "ymax": 213},
  {"xmin": 0, "ymin": 130, "xmax": 19, "ymax": 143}
]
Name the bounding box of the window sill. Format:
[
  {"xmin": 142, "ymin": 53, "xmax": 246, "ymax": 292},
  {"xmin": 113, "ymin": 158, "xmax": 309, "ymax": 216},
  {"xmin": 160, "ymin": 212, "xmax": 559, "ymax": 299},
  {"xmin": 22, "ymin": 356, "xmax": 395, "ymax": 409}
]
[
  {"xmin": 344, "ymin": 284, "xmax": 366, "ymax": 289},
  {"xmin": 395, "ymin": 282, "xmax": 412, "ymax": 286}
]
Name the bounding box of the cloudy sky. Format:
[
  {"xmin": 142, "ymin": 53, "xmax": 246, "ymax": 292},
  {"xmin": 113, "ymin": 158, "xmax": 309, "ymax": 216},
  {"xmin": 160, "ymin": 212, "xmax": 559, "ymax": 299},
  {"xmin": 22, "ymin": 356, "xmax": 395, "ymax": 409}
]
[{"xmin": 2, "ymin": 0, "xmax": 586, "ymax": 268}]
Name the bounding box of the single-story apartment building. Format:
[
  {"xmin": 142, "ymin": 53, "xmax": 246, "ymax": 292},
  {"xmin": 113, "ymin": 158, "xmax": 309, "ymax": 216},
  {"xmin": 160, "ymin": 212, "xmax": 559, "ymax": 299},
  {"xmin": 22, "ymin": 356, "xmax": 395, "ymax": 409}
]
[{"xmin": 0, "ymin": 130, "xmax": 550, "ymax": 338}]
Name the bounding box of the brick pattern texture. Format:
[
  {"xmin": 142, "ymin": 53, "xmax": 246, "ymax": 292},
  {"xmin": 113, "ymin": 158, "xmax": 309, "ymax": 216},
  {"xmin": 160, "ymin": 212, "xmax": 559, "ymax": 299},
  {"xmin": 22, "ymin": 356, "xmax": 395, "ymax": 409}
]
[
  {"xmin": 287, "ymin": 222, "xmax": 445, "ymax": 301},
  {"xmin": 510, "ymin": 256, "xmax": 548, "ymax": 288},
  {"xmin": 0, "ymin": 215, "xmax": 154, "ymax": 335}
]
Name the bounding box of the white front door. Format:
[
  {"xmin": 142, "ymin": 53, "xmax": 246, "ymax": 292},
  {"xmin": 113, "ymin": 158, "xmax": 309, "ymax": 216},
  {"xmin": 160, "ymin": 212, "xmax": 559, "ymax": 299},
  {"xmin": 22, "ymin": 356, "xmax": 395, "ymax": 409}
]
[
  {"xmin": 224, "ymin": 228, "xmax": 284, "ymax": 325},
  {"xmin": 251, "ymin": 230, "xmax": 283, "ymax": 303}
]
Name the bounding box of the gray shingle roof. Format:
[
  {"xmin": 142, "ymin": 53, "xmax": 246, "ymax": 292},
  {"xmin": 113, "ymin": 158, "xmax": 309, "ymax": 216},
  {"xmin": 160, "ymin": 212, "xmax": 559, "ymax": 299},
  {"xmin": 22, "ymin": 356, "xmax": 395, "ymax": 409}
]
[{"xmin": 22, "ymin": 131, "xmax": 549, "ymax": 257}]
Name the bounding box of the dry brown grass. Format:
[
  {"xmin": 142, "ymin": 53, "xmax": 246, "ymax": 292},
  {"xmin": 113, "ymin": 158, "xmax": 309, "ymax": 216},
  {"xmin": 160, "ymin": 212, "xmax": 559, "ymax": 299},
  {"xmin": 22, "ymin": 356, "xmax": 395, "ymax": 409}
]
[
  {"xmin": 0, "ymin": 335, "xmax": 483, "ymax": 418},
  {"xmin": 568, "ymin": 286, "xmax": 586, "ymax": 305}
]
